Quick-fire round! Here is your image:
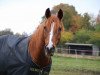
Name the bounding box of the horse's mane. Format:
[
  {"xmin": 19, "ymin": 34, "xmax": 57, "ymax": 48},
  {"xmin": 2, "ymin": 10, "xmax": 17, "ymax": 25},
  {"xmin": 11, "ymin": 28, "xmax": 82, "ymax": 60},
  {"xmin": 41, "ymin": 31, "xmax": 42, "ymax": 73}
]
[
  {"xmin": 33, "ymin": 23, "xmax": 44, "ymax": 39},
  {"xmin": 29, "ymin": 20, "xmax": 45, "ymax": 53},
  {"xmin": 28, "ymin": 20, "xmax": 50, "ymax": 67}
]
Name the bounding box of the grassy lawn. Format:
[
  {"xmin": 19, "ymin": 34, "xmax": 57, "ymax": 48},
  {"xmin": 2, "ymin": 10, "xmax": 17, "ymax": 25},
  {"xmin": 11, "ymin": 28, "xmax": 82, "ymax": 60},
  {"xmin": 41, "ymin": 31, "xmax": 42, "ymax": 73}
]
[{"xmin": 50, "ymin": 55, "xmax": 100, "ymax": 75}]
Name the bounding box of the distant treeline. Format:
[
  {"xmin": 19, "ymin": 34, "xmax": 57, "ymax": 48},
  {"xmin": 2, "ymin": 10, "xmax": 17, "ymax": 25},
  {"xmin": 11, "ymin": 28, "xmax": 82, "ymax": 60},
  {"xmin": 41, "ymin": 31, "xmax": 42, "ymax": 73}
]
[{"xmin": 0, "ymin": 28, "xmax": 28, "ymax": 37}]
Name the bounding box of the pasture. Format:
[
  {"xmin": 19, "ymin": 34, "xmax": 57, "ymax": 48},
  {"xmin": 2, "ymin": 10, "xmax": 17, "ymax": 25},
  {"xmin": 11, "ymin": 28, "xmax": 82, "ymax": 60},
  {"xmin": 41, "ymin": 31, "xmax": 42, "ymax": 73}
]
[{"xmin": 50, "ymin": 54, "xmax": 100, "ymax": 75}]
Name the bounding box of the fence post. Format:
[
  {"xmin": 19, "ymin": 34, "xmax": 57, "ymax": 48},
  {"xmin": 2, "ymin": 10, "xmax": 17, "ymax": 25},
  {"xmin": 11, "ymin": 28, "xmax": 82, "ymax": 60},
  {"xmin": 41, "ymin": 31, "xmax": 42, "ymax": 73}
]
[
  {"xmin": 75, "ymin": 49, "xmax": 78, "ymax": 59},
  {"xmin": 68, "ymin": 46, "xmax": 70, "ymax": 54}
]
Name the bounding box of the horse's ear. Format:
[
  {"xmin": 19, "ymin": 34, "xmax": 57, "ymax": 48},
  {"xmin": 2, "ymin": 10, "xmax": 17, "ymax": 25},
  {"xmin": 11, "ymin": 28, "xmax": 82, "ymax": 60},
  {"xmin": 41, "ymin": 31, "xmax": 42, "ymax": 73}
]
[
  {"xmin": 45, "ymin": 8, "xmax": 51, "ymax": 19},
  {"xmin": 57, "ymin": 9, "xmax": 63, "ymax": 20}
]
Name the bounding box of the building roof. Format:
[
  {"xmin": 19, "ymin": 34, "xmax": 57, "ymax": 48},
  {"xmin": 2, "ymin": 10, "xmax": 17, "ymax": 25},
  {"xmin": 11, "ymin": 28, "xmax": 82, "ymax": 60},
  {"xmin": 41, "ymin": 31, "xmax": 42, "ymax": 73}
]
[{"xmin": 65, "ymin": 43, "xmax": 93, "ymax": 46}]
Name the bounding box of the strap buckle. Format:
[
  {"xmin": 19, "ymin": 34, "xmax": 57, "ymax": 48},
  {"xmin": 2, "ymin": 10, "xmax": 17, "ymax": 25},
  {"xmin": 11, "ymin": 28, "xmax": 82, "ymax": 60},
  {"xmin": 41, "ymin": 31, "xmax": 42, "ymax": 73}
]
[{"xmin": 30, "ymin": 67, "xmax": 49, "ymax": 75}]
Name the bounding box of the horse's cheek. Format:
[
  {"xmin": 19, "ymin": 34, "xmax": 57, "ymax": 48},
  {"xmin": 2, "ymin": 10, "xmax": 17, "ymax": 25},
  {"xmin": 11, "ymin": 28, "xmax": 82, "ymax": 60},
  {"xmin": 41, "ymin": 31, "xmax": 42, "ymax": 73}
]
[
  {"xmin": 54, "ymin": 35, "xmax": 60, "ymax": 45},
  {"xmin": 57, "ymin": 34, "xmax": 61, "ymax": 44},
  {"xmin": 45, "ymin": 37, "xmax": 49, "ymax": 45}
]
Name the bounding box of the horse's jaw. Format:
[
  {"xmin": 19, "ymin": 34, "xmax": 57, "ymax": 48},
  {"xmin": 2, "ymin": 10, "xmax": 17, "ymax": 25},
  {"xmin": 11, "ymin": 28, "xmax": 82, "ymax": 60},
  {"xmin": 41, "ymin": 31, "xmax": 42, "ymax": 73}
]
[{"xmin": 44, "ymin": 47, "xmax": 55, "ymax": 58}]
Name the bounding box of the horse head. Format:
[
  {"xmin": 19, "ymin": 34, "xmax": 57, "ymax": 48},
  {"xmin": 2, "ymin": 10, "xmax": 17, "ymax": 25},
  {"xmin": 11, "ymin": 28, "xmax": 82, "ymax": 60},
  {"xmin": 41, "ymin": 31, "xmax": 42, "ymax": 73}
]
[{"xmin": 43, "ymin": 8, "xmax": 64, "ymax": 56}]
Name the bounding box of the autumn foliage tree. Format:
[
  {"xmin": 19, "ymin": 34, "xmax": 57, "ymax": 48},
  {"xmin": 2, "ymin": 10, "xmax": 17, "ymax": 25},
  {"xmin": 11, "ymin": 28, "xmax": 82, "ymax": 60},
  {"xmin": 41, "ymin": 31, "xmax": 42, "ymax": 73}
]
[{"xmin": 60, "ymin": 31, "xmax": 74, "ymax": 44}]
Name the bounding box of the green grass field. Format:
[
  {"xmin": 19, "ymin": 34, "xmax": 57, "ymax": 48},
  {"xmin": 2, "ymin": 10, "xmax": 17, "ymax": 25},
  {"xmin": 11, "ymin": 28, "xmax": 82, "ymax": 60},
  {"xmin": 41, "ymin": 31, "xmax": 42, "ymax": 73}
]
[{"xmin": 50, "ymin": 55, "xmax": 100, "ymax": 75}]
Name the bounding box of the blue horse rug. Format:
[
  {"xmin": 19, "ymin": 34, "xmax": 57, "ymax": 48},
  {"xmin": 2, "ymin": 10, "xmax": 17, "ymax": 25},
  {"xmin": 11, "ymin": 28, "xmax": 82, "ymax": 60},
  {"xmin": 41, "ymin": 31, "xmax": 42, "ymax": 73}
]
[{"xmin": 0, "ymin": 35, "xmax": 51, "ymax": 75}]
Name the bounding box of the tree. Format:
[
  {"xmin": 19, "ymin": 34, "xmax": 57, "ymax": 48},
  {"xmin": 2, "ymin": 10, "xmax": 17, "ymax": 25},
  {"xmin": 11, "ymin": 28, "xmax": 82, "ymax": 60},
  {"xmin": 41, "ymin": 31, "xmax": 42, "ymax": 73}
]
[
  {"xmin": 81, "ymin": 13, "xmax": 91, "ymax": 29},
  {"xmin": 60, "ymin": 31, "xmax": 74, "ymax": 44},
  {"xmin": 89, "ymin": 14, "xmax": 96, "ymax": 27},
  {"xmin": 95, "ymin": 24, "xmax": 100, "ymax": 32},
  {"xmin": 89, "ymin": 32, "xmax": 100, "ymax": 46},
  {"xmin": 15, "ymin": 33, "xmax": 22, "ymax": 36},
  {"xmin": 0, "ymin": 28, "xmax": 13, "ymax": 36},
  {"xmin": 22, "ymin": 32, "xmax": 28, "ymax": 37},
  {"xmin": 96, "ymin": 10, "xmax": 100, "ymax": 24},
  {"xmin": 74, "ymin": 29, "xmax": 91, "ymax": 43},
  {"xmin": 70, "ymin": 15, "xmax": 83, "ymax": 33}
]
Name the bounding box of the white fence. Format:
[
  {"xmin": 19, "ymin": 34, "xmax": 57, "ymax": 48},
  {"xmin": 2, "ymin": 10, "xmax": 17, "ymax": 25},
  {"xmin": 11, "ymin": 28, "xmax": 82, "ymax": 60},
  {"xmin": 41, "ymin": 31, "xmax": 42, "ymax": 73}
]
[{"xmin": 56, "ymin": 48, "xmax": 100, "ymax": 56}]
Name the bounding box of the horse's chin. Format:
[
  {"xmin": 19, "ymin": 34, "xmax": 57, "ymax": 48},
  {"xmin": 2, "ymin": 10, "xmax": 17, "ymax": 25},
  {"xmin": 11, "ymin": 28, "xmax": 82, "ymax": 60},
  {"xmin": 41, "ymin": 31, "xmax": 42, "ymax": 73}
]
[
  {"xmin": 45, "ymin": 51, "xmax": 54, "ymax": 57},
  {"xmin": 50, "ymin": 52, "xmax": 54, "ymax": 56}
]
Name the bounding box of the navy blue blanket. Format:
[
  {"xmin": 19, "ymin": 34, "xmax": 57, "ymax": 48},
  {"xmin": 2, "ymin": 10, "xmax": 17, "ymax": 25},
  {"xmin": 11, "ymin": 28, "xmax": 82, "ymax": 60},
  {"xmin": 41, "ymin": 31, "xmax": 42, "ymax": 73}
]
[{"xmin": 0, "ymin": 35, "xmax": 51, "ymax": 75}]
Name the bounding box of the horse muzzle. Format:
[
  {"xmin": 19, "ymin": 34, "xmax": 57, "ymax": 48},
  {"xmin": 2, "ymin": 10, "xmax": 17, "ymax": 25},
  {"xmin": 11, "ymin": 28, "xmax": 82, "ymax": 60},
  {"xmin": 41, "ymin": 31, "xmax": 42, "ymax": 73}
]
[{"xmin": 44, "ymin": 45, "xmax": 55, "ymax": 56}]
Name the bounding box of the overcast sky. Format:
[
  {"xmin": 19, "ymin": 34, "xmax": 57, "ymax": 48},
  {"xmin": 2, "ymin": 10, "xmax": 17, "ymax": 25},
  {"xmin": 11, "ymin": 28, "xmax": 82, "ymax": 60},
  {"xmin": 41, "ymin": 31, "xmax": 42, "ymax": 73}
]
[{"xmin": 0, "ymin": 0, "xmax": 100, "ymax": 34}]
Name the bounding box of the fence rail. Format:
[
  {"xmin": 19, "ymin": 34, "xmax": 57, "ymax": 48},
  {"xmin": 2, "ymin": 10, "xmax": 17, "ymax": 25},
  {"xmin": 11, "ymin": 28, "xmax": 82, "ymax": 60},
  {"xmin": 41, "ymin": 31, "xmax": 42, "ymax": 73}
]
[{"xmin": 55, "ymin": 48, "xmax": 100, "ymax": 56}]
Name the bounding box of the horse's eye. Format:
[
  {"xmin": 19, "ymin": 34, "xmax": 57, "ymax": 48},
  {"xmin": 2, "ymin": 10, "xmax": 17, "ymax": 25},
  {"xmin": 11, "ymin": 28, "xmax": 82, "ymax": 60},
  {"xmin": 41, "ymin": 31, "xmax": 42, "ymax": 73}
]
[
  {"xmin": 44, "ymin": 26, "xmax": 48, "ymax": 32},
  {"xmin": 44, "ymin": 26, "xmax": 47, "ymax": 31},
  {"xmin": 44, "ymin": 26, "xmax": 46, "ymax": 30},
  {"xmin": 58, "ymin": 27, "xmax": 62, "ymax": 32}
]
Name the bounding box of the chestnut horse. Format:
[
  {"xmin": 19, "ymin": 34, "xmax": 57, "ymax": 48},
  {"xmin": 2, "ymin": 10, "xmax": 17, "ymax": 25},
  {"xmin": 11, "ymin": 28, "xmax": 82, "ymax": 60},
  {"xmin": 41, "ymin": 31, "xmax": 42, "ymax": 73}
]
[
  {"xmin": 29, "ymin": 8, "xmax": 63, "ymax": 67},
  {"xmin": 0, "ymin": 8, "xmax": 63, "ymax": 75}
]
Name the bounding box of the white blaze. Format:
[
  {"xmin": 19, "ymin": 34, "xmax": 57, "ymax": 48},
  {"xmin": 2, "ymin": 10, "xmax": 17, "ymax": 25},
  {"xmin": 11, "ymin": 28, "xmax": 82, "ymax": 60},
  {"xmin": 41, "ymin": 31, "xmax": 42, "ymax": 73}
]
[{"xmin": 47, "ymin": 22, "xmax": 54, "ymax": 50}]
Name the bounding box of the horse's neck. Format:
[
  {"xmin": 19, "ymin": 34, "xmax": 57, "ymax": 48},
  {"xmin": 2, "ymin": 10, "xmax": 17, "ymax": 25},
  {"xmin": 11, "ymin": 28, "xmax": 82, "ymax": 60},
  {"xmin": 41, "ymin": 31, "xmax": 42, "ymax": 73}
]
[{"xmin": 29, "ymin": 25, "xmax": 50, "ymax": 68}]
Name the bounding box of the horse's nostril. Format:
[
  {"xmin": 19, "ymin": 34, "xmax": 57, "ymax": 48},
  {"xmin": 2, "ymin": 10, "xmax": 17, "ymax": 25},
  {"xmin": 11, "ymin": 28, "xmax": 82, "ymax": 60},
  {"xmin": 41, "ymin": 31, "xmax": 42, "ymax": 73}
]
[
  {"xmin": 51, "ymin": 46, "xmax": 54, "ymax": 49},
  {"xmin": 49, "ymin": 46, "xmax": 55, "ymax": 52},
  {"xmin": 47, "ymin": 47, "xmax": 49, "ymax": 51},
  {"xmin": 45, "ymin": 45, "xmax": 55, "ymax": 51},
  {"xmin": 45, "ymin": 45, "xmax": 55, "ymax": 56}
]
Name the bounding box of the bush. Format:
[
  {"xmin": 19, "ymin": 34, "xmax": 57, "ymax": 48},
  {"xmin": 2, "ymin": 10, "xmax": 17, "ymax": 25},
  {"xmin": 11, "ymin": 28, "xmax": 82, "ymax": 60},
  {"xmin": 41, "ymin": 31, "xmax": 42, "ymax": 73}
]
[{"xmin": 60, "ymin": 31, "xmax": 74, "ymax": 44}]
